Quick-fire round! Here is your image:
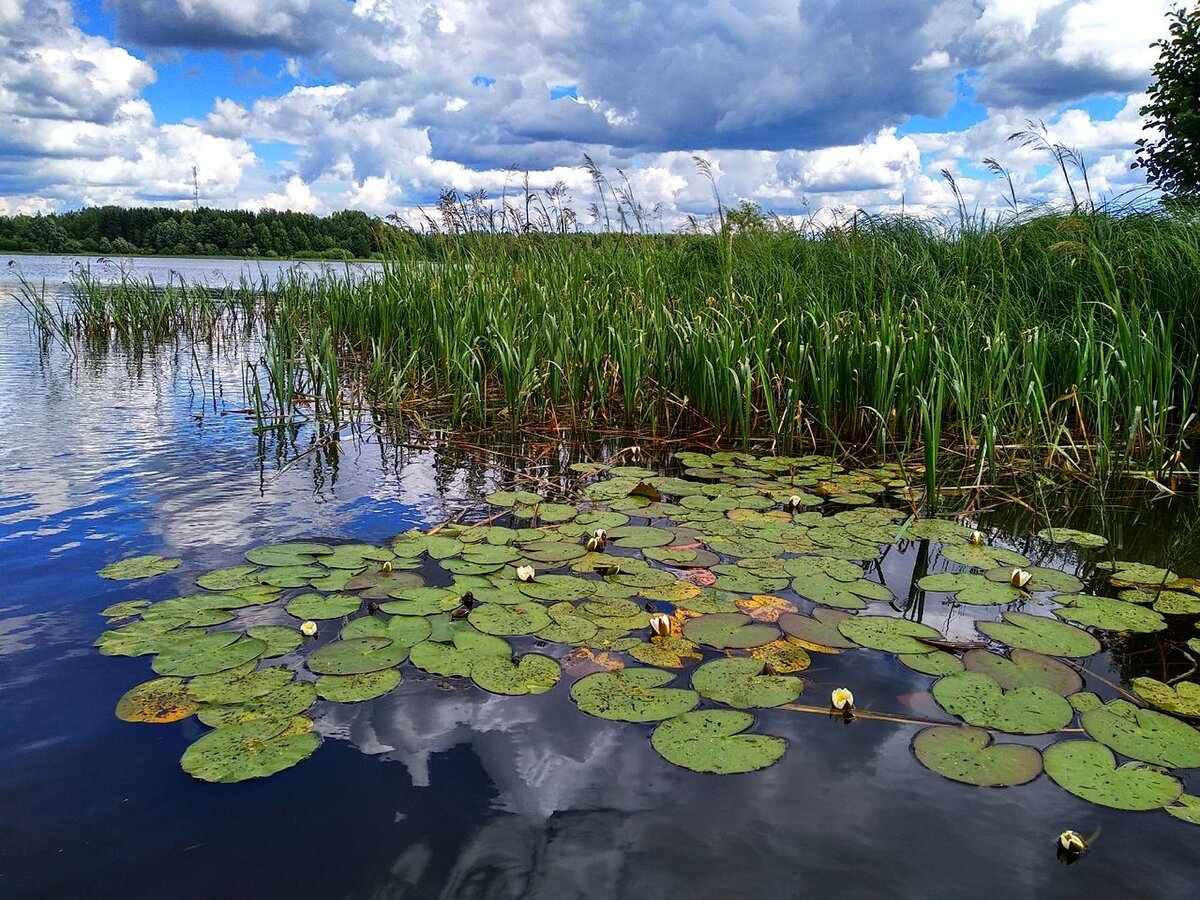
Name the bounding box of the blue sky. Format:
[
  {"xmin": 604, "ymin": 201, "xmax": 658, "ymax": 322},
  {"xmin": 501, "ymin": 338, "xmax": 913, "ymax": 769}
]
[{"xmin": 0, "ymin": 1, "xmax": 1179, "ymax": 224}]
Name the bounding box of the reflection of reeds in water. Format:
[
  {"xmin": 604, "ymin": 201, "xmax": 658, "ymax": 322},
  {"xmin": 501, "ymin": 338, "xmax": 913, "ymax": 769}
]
[{"xmin": 13, "ymin": 207, "xmax": 1200, "ymax": 481}]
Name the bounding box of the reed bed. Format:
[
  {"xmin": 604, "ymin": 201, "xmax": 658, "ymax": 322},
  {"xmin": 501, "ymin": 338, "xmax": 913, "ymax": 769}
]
[{"xmin": 15, "ymin": 208, "xmax": 1200, "ymax": 480}]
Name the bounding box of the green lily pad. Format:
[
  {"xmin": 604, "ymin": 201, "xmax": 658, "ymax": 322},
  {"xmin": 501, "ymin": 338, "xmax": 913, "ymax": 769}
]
[
  {"xmin": 837, "ymin": 616, "xmax": 942, "ymax": 655},
  {"xmin": 899, "ymin": 651, "xmax": 964, "ymax": 676},
  {"xmin": 912, "ymin": 725, "xmax": 1043, "ymax": 786},
  {"xmin": 244, "ymin": 626, "xmax": 302, "ymax": 658},
  {"xmin": 340, "ymin": 614, "xmax": 432, "ymax": 646},
  {"xmin": 196, "ymin": 565, "xmax": 262, "ymax": 591},
  {"xmin": 315, "ymin": 669, "xmax": 402, "ymax": 703},
  {"xmin": 1037, "ymin": 527, "xmax": 1108, "ymax": 549},
  {"xmin": 95, "ymin": 620, "xmax": 202, "ymax": 657},
  {"xmin": 977, "ymin": 612, "xmax": 1101, "ymax": 658},
  {"xmin": 536, "ymin": 603, "xmax": 599, "ymax": 644},
  {"xmin": 1043, "ymin": 740, "xmax": 1182, "ymax": 810},
  {"xmin": 938, "ymin": 544, "xmax": 1030, "ymax": 569},
  {"xmin": 245, "ymin": 542, "xmax": 332, "ymax": 567},
  {"xmin": 115, "ymin": 677, "xmax": 200, "ymax": 723},
  {"xmin": 181, "ymin": 718, "xmax": 320, "ymax": 783},
  {"xmin": 516, "ymin": 574, "xmax": 597, "ymax": 603},
  {"xmin": 794, "ymin": 574, "xmax": 892, "ymax": 609},
  {"xmin": 983, "ymin": 566, "xmax": 1083, "ymax": 593},
  {"xmin": 306, "ymin": 637, "xmax": 407, "ymax": 675},
  {"xmin": 486, "ymin": 490, "xmax": 545, "ymax": 507},
  {"xmin": 1096, "ymin": 561, "xmax": 1178, "ymax": 586},
  {"xmin": 1081, "ymin": 699, "xmax": 1200, "ymax": 768},
  {"xmin": 256, "ymin": 564, "xmax": 326, "ymax": 588},
  {"xmin": 712, "ymin": 568, "xmax": 790, "ymax": 595},
  {"xmin": 961, "ymin": 649, "xmax": 1082, "ymax": 696},
  {"xmin": 408, "ymin": 631, "xmax": 511, "ymax": 676},
  {"xmin": 513, "ymin": 502, "xmax": 578, "ymax": 523},
  {"xmin": 606, "ymin": 526, "xmax": 676, "ymax": 549},
  {"xmin": 777, "ymin": 609, "xmax": 858, "ymax": 649},
  {"xmin": 683, "ymin": 613, "xmax": 779, "ymax": 649},
  {"xmin": 1152, "ymin": 592, "xmax": 1200, "ymax": 616},
  {"xmin": 627, "ymin": 636, "xmax": 704, "ymax": 668},
  {"xmin": 651, "ymin": 710, "xmax": 786, "ymax": 774},
  {"xmin": 320, "ymin": 543, "xmax": 394, "ymax": 570},
  {"xmin": 917, "ymin": 572, "xmax": 1023, "ymax": 606},
  {"xmin": 905, "ymin": 520, "xmax": 975, "ymax": 543},
  {"xmin": 569, "ymin": 667, "xmax": 700, "ymax": 722},
  {"xmin": 690, "ymin": 657, "xmax": 803, "ymax": 708},
  {"xmin": 99, "ymin": 599, "xmax": 152, "ymax": 619},
  {"xmin": 470, "ymin": 653, "xmax": 561, "ymax": 695},
  {"xmin": 152, "ymin": 633, "xmax": 267, "ymax": 676},
  {"xmin": 188, "ymin": 666, "xmax": 296, "ymax": 704},
  {"xmin": 1131, "ymin": 678, "xmax": 1200, "ymax": 718},
  {"xmin": 932, "ymin": 671, "xmax": 1073, "ymax": 734},
  {"xmin": 197, "ymin": 682, "xmax": 318, "ymax": 728},
  {"xmin": 676, "ymin": 590, "xmax": 741, "ymax": 614},
  {"xmin": 519, "ymin": 543, "xmax": 587, "ymax": 565},
  {"xmin": 1166, "ymin": 794, "xmax": 1200, "ymax": 826},
  {"xmin": 285, "ymin": 593, "xmax": 361, "ymax": 620},
  {"xmin": 783, "ymin": 556, "xmax": 863, "ymax": 582},
  {"xmin": 1054, "ymin": 596, "xmax": 1167, "ymax": 633},
  {"xmin": 468, "ymin": 602, "xmax": 552, "ymax": 636},
  {"xmin": 217, "ymin": 585, "xmax": 283, "ymax": 608},
  {"xmin": 99, "ymin": 554, "xmax": 182, "ymax": 580}
]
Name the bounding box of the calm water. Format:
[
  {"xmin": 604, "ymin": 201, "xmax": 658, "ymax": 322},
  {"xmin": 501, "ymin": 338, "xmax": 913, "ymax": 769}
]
[{"xmin": 0, "ymin": 261, "xmax": 1196, "ymax": 899}]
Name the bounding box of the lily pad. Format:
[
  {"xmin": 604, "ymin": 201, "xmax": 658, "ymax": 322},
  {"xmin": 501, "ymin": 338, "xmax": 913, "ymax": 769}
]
[
  {"xmin": 569, "ymin": 667, "xmax": 700, "ymax": 722},
  {"xmin": 320, "ymin": 543, "xmax": 394, "ymax": 570},
  {"xmin": 794, "ymin": 574, "xmax": 892, "ymax": 609},
  {"xmin": 188, "ymin": 666, "xmax": 295, "ymax": 704},
  {"xmin": 783, "ymin": 556, "xmax": 863, "ymax": 582},
  {"xmin": 197, "ymin": 682, "xmax": 318, "ymax": 728},
  {"xmin": 245, "ymin": 625, "xmax": 303, "ymax": 658},
  {"xmin": 99, "ymin": 600, "xmax": 152, "ymax": 619},
  {"xmin": 152, "ymin": 633, "xmax": 266, "ymax": 676},
  {"xmin": 245, "ymin": 542, "xmax": 332, "ymax": 567},
  {"xmin": 99, "ymin": 554, "xmax": 182, "ymax": 580},
  {"xmin": 1166, "ymin": 794, "xmax": 1200, "ymax": 826},
  {"xmin": 691, "ymin": 657, "xmax": 803, "ymax": 708},
  {"xmin": 485, "ymin": 490, "xmax": 545, "ymax": 507},
  {"xmin": 181, "ymin": 718, "xmax": 320, "ymax": 783},
  {"xmin": 196, "ymin": 565, "xmax": 262, "ymax": 591},
  {"xmin": 1081, "ymin": 699, "xmax": 1200, "ymax": 768},
  {"xmin": 306, "ymin": 637, "xmax": 408, "ymax": 675},
  {"xmin": 535, "ymin": 603, "xmax": 599, "ymax": 644},
  {"xmin": 917, "ymin": 572, "xmax": 1023, "ymax": 606},
  {"xmin": 1131, "ymin": 678, "xmax": 1200, "ymax": 718},
  {"xmin": 837, "ymin": 616, "xmax": 942, "ymax": 655},
  {"xmin": 938, "ymin": 544, "xmax": 1030, "ymax": 569},
  {"xmin": 340, "ymin": 614, "xmax": 433, "ymax": 647},
  {"xmin": 778, "ymin": 609, "xmax": 858, "ymax": 649},
  {"xmin": 1043, "ymin": 740, "xmax": 1182, "ymax": 810},
  {"xmin": 932, "ymin": 671, "xmax": 1073, "ymax": 734},
  {"xmin": 95, "ymin": 620, "xmax": 202, "ymax": 657},
  {"xmin": 517, "ymin": 574, "xmax": 597, "ymax": 603},
  {"xmin": 627, "ymin": 636, "xmax": 704, "ymax": 668},
  {"xmin": 1096, "ymin": 560, "xmax": 1178, "ymax": 587},
  {"xmin": 983, "ymin": 566, "xmax": 1083, "ymax": 594},
  {"xmin": 905, "ymin": 520, "xmax": 975, "ymax": 543},
  {"xmin": 315, "ymin": 669, "xmax": 402, "ymax": 702},
  {"xmin": 912, "ymin": 725, "xmax": 1043, "ymax": 786},
  {"xmin": 256, "ymin": 564, "xmax": 326, "ymax": 588},
  {"xmin": 1054, "ymin": 595, "xmax": 1167, "ymax": 633},
  {"xmin": 683, "ymin": 613, "xmax": 779, "ymax": 649},
  {"xmin": 469, "ymin": 602, "xmax": 552, "ymax": 636},
  {"xmin": 749, "ymin": 638, "xmax": 814, "ymax": 674},
  {"xmin": 1037, "ymin": 527, "xmax": 1108, "ymax": 549},
  {"xmin": 471, "ymin": 653, "xmax": 561, "ymax": 695},
  {"xmin": 651, "ymin": 710, "xmax": 786, "ymax": 774},
  {"xmin": 977, "ymin": 612, "xmax": 1101, "ymax": 658},
  {"xmin": 115, "ymin": 677, "xmax": 199, "ymax": 723},
  {"xmin": 961, "ymin": 649, "xmax": 1082, "ymax": 696},
  {"xmin": 408, "ymin": 631, "xmax": 511, "ymax": 676},
  {"xmin": 285, "ymin": 593, "xmax": 361, "ymax": 621},
  {"xmin": 899, "ymin": 651, "xmax": 964, "ymax": 676},
  {"xmin": 605, "ymin": 526, "xmax": 676, "ymax": 549}
]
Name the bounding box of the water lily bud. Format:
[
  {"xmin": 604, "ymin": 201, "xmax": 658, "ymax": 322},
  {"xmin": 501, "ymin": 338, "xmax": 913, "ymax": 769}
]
[
  {"xmin": 649, "ymin": 613, "xmax": 674, "ymax": 638},
  {"xmin": 516, "ymin": 565, "xmax": 535, "ymax": 582},
  {"xmin": 300, "ymin": 620, "xmax": 318, "ymax": 638},
  {"xmin": 381, "ymin": 560, "xmax": 393, "ymax": 574},
  {"xmin": 594, "ymin": 528, "xmax": 608, "ymax": 543},
  {"xmin": 787, "ymin": 495, "xmax": 804, "ymax": 511},
  {"xmin": 1010, "ymin": 567, "xmax": 1033, "ymax": 589},
  {"xmin": 969, "ymin": 530, "xmax": 985, "ymax": 546},
  {"xmin": 586, "ymin": 537, "xmax": 601, "ymax": 553},
  {"xmin": 831, "ymin": 687, "xmax": 854, "ymax": 710},
  {"xmin": 1058, "ymin": 830, "xmax": 1087, "ymax": 853}
]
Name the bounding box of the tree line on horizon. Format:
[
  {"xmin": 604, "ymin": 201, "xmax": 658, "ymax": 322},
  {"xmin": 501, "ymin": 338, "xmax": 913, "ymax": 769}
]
[{"xmin": 0, "ymin": 206, "xmax": 384, "ymax": 260}]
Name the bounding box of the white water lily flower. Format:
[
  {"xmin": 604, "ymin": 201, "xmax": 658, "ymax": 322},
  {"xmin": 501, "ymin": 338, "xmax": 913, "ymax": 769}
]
[
  {"xmin": 1058, "ymin": 830, "xmax": 1087, "ymax": 853},
  {"xmin": 831, "ymin": 687, "xmax": 854, "ymax": 710},
  {"xmin": 788, "ymin": 495, "xmax": 804, "ymax": 510},
  {"xmin": 594, "ymin": 528, "xmax": 608, "ymax": 542},
  {"xmin": 969, "ymin": 530, "xmax": 985, "ymax": 546},
  {"xmin": 649, "ymin": 613, "xmax": 674, "ymax": 637},
  {"xmin": 1010, "ymin": 567, "xmax": 1033, "ymax": 589},
  {"xmin": 516, "ymin": 565, "xmax": 535, "ymax": 582},
  {"xmin": 300, "ymin": 620, "xmax": 319, "ymax": 638}
]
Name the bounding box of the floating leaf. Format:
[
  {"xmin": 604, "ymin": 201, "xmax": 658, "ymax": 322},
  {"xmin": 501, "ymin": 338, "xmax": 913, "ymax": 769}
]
[
  {"xmin": 340, "ymin": 614, "xmax": 433, "ymax": 646},
  {"xmin": 1166, "ymin": 794, "xmax": 1200, "ymax": 826},
  {"xmin": 778, "ymin": 609, "xmax": 858, "ymax": 649},
  {"xmin": 1131, "ymin": 678, "xmax": 1200, "ymax": 718},
  {"xmin": 197, "ymin": 682, "xmax": 318, "ymax": 728},
  {"xmin": 676, "ymin": 589, "xmax": 741, "ymax": 614},
  {"xmin": 471, "ymin": 653, "xmax": 561, "ymax": 695},
  {"xmin": 513, "ymin": 502, "xmax": 578, "ymax": 523},
  {"xmin": 961, "ymin": 649, "xmax": 1082, "ymax": 696},
  {"xmin": 245, "ymin": 542, "xmax": 332, "ymax": 567},
  {"xmin": 1037, "ymin": 527, "xmax": 1108, "ymax": 549},
  {"xmin": 320, "ymin": 543, "xmax": 394, "ymax": 570},
  {"xmin": 977, "ymin": 612, "xmax": 1100, "ymax": 658},
  {"xmin": 115, "ymin": 677, "xmax": 199, "ymax": 723},
  {"xmin": 1054, "ymin": 595, "xmax": 1167, "ymax": 633},
  {"xmin": 535, "ymin": 602, "xmax": 599, "ymax": 644},
  {"xmin": 735, "ymin": 594, "xmax": 798, "ymax": 622},
  {"xmin": 905, "ymin": 520, "xmax": 975, "ymax": 543},
  {"xmin": 306, "ymin": 637, "xmax": 407, "ymax": 675},
  {"xmin": 938, "ymin": 544, "xmax": 1030, "ymax": 569},
  {"xmin": 469, "ymin": 602, "xmax": 552, "ymax": 635},
  {"xmin": 181, "ymin": 718, "xmax": 320, "ymax": 783},
  {"xmin": 152, "ymin": 633, "xmax": 266, "ymax": 676},
  {"xmin": 917, "ymin": 572, "xmax": 1023, "ymax": 606},
  {"xmin": 284, "ymin": 593, "xmax": 360, "ymax": 620},
  {"xmin": 912, "ymin": 725, "xmax": 1042, "ymax": 786},
  {"xmin": 932, "ymin": 671, "xmax": 1072, "ymax": 734},
  {"xmin": 408, "ymin": 631, "xmax": 510, "ymax": 677},
  {"xmin": 1152, "ymin": 592, "xmax": 1200, "ymax": 616},
  {"xmin": 256, "ymin": 564, "xmax": 326, "ymax": 588},
  {"xmin": 196, "ymin": 565, "xmax": 261, "ymax": 591},
  {"xmin": 837, "ymin": 616, "xmax": 942, "ymax": 655},
  {"xmin": 782, "ymin": 556, "xmax": 863, "ymax": 582},
  {"xmin": 748, "ymin": 638, "xmax": 813, "ymax": 674},
  {"xmin": 1043, "ymin": 740, "xmax": 1181, "ymax": 810},
  {"xmin": 794, "ymin": 574, "xmax": 892, "ymax": 609},
  {"xmin": 188, "ymin": 666, "xmax": 295, "ymax": 704},
  {"xmin": 95, "ymin": 620, "xmax": 202, "ymax": 657},
  {"xmin": 651, "ymin": 710, "xmax": 786, "ymax": 774},
  {"xmin": 683, "ymin": 613, "xmax": 779, "ymax": 649},
  {"xmin": 1081, "ymin": 699, "xmax": 1200, "ymax": 768},
  {"xmin": 99, "ymin": 599, "xmax": 152, "ymax": 619},
  {"xmin": 245, "ymin": 625, "xmax": 303, "ymax": 658},
  {"xmin": 983, "ymin": 566, "xmax": 1083, "ymax": 593},
  {"xmin": 691, "ymin": 657, "xmax": 803, "ymax": 708},
  {"xmin": 517, "ymin": 574, "xmax": 597, "ymax": 603},
  {"xmin": 1096, "ymin": 561, "xmax": 1178, "ymax": 587},
  {"xmin": 485, "ymin": 490, "xmax": 545, "ymax": 507},
  {"xmin": 99, "ymin": 554, "xmax": 181, "ymax": 580},
  {"xmin": 316, "ymin": 669, "xmax": 402, "ymax": 702},
  {"xmin": 606, "ymin": 526, "xmax": 676, "ymax": 549},
  {"xmin": 900, "ymin": 651, "xmax": 964, "ymax": 676},
  {"xmin": 627, "ymin": 636, "xmax": 703, "ymax": 668},
  {"xmin": 569, "ymin": 667, "xmax": 699, "ymax": 722}
]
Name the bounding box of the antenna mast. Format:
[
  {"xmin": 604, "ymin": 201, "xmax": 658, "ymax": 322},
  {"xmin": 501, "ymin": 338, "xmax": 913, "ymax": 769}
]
[{"xmin": 191, "ymin": 166, "xmax": 200, "ymax": 210}]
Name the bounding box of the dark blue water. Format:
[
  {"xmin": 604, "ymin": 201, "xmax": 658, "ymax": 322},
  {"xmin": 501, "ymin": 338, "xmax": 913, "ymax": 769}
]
[{"xmin": 0, "ymin": 276, "xmax": 1196, "ymax": 899}]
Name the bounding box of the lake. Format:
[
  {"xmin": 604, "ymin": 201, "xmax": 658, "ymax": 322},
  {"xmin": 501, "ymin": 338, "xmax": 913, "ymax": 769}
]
[{"xmin": 1, "ymin": 257, "xmax": 1197, "ymax": 899}]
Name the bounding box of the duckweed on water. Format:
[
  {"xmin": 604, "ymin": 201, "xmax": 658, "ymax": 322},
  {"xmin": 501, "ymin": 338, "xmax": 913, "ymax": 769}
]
[{"xmin": 93, "ymin": 450, "xmax": 1200, "ymax": 817}]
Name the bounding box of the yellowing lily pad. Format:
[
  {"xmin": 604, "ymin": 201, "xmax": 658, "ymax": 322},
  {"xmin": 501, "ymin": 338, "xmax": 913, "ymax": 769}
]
[
  {"xmin": 115, "ymin": 677, "xmax": 199, "ymax": 723},
  {"xmin": 913, "ymin": 725, "xmax": 1042, "ymax": 786},
  {"xmin": 749, "ymin": 637, "xmax": 813, "ymax": 674},
  {"xmin": 1131, "ymin": 678, "xmax": 1200, "ymax": 718},
  {"xmin": 651, "ymin": 710, "xmax": 786, "ymax": 774}
]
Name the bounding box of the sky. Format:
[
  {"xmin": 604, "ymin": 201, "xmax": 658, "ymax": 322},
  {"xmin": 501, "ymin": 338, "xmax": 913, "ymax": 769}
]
[{"xmin": 0, "ymin": 0, "xmax": 1181, "ymax": 227}]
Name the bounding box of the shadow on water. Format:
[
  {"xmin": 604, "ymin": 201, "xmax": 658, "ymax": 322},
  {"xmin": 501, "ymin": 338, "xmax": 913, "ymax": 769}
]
[{"xmin": 0, "ymin": 286, "xmax": 1198, "ymax": 900}]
